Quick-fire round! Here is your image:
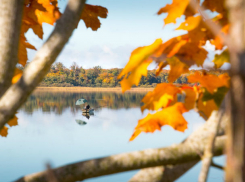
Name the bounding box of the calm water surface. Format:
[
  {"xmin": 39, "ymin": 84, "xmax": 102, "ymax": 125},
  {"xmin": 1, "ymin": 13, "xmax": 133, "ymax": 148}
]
[{"xmin": 0, "ymin": 91, "xmax": 224, "ymax": 182}]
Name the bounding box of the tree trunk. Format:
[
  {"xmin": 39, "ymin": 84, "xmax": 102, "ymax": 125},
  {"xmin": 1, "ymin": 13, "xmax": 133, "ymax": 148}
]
[
  {"xmin": 0, "ymin": 0, "xmax": 24, "ymax": 97},
  {"xmin": 225, "ymin": 0, "xmax": 245, "ymax": 181}
]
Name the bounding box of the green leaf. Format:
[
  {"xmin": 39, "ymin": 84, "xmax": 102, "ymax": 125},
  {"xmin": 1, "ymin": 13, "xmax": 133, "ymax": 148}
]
[
  {"xmin": 202, "ymin": 86, "xmax": 229, "ymax": 107},
  {"xmin": 213, "ymin": 49, "xmax": 229, "ymax": 69}
]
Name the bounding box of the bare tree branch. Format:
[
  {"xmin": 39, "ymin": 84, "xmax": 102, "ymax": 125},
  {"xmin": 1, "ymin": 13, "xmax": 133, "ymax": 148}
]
[
  {"xmin": 129, "ymin": 161, "xmax": 198, "ymax": 182},
  {"xmin": 198, "ymin": 106, "xmax": 225, "ymax": 182},
  {"xmin": 15, "ymin": 111, "xmax": 227, "ymax": 182},
  {"xmin": 0, "ymin": 0, "xmax": 86, "ymax": 130},
  {"xmin": 15, "ymin": 136, "xmax": 226, "ymax": 182},
  {"xmin": 0, "ymin": 0, "xmax": 24, "ymax": 97},
  {"xmin": 211, "ymin": 161, "xmax": 225, "ymax": 170},
  {"xmin": 45, "ymin": 163, "xmax": 58, "ymax": 182}
]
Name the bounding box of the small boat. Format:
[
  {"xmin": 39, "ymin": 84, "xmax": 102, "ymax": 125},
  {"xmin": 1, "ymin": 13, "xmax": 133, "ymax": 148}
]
[{"xmin": 82, "ymin": 108, "xmax": 94, "ymax": 113}]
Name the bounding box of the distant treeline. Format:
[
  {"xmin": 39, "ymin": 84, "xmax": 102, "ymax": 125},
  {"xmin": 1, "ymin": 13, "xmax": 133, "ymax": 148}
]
[{"xmin": 33, "ymin": 62, "xmax": 226, "ymax": 87}]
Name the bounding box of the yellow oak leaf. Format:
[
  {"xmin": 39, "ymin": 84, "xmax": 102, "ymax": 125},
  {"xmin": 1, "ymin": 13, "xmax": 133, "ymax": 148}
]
[
  {"xmin": 141, "ymin": 83, "xmax": 181, "ymax": 112},
  {"xmin": 81, "ymin": 4, "xmax": 108, "ymax": 31},
  {"xmin": 0, "ymin": 126, "xmax": 8, "ymax": 137},
  {"xmin": 167, "ymin": 57, "xmax": 189, "ymax": 82},
  {"xmin": 8, "ymin": 115, "xmax": 18, "ymax": 127},
  {"xmin": 118, "ymin": 39, "xmax": 162, "ymax": 92},
  {"xmin": 176, "ymin": 16, "xmax": 202, "ymax": 31},
  {"xmin": 188, "ymin": 72, "xmax": 230, "ymax": 94},
  {"xmin": 12, "ymin": 68, "xmax": 23, "ymax": 84},
  {"xmin": 118, "ymin": 39, "xmax": 162, "ymax": 79},
  {"xmin": 157, "ymin": 0, "xmax": 189, "ymax": 24},
  {"xmin": 213, "ymin": 49, "xmax": 229, "ymax": 68},
  {"xmin": 130, "ymin": 102, "xmax": 188, "ymax": 141},
  {"xmin": 120, "ymin": 60, "xmax": 152, "ymax": 93}
]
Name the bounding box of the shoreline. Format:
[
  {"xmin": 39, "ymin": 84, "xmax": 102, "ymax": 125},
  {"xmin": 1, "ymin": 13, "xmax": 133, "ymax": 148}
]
[{"xmin": 35, "ymin": 87, "xmax": 154, "ymax": 92}]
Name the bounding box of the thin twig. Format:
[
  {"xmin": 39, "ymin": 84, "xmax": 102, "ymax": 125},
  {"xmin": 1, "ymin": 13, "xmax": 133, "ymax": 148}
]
[{"xmin": 211, "ymin": 161, "xmax": 225, "ymax": 170}]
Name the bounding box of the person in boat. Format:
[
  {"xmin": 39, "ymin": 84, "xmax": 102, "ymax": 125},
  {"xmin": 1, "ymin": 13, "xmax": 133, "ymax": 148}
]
[{"xmin": 85, "ymin": 104, "xmax": 90, "ymax": 111}]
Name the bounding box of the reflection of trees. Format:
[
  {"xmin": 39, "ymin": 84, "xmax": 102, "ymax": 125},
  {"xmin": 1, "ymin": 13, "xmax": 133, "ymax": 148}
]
[{"xmin": 21, "ymin": 91, "xmax": 147, "ymax": 115}]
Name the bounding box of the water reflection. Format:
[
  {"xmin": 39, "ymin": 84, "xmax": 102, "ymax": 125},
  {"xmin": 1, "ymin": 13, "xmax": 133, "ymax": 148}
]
[
  {"xmin": 1, "ymin": 91, "xmax": 225, "ymax": 182},
  {"xmin": 21, "ymin": 91, "xmax": 146, "ymax": 115}
]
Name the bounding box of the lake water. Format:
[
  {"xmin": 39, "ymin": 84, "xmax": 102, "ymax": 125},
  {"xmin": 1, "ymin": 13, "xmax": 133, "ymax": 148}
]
[{"xmin": 0, "ymin": 91, "xmax": 225, "ymax": 182}]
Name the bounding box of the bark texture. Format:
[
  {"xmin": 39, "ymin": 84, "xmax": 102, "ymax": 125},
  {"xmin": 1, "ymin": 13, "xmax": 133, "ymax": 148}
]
[
  {"xmin": 198, "ymin": 109, "xmax": 224, "ymax": 182},
  {"xmin": 225, "ymin": 0, "xmax": 245, "ymax": 181},
  {"xmin": 15, "ymin": 110, "xmax": 227, "ymax": 182},
  {"xmin": 0, "ymin": 0, "xmax": 86, "ymax": 130},
  {"xmin": 0, "ymin": 0, "xmax": 24, "ymax": 97},
  {"xmin": 129, "ymin": 161, "xmax": 198, "ymax": 182},
  {"xmin": 129, "ymin": 109, "xmax": 227, "ymax": 182}
]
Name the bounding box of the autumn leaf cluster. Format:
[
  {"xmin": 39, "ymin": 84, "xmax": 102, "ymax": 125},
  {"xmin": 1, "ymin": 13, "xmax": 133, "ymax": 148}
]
[{"xmin": 117, "ymin": 0, "xmax": 230, "ymax": 141}]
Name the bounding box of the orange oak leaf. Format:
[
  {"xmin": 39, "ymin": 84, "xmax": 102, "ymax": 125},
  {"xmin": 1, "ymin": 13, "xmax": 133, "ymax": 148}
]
[
  {"xmin": 167, "ymin": 57, "xmax": 189, "ymax": 82},
  {"xmin": 180, "ymin": 86, "xmax": 197, "ymax": 111},
  {"xmin": 141, "ymin": 83, "xmax": 181, "ymax": 112},
  {"xmin": 197, "ymin": 93, "xmax": 218, "ymax": 120},
  {"xmin": 22, "ymin": 5, "xmax": 44, "ymax": 39},
  {"xmin": 130, "ymin": 102, "xmax": 188, "ymax": 141},
  {"xmin": 26, "ymin": 0, "xmax": 61, "ymax": 26},
  {"xmin": 155, "ymin": 37, "xmax": 208, "ymax": 67},
  {"xmin": 12, "ymin": 68, "xmax": 23, "ymax": 84},
  {"xmin": 0, "ymin": 126, "xmax": 8, "ymax": 137},
  {"xmin": 210, "ymin": 24, "xmax": 229, "ymax": 50},
  {"xmin": 156, "ymin": 61, "xmax": 168, "ymax": 76},
  {"xmin": 202, "ymin": 0, "xmax": 227, "ymax": 14},
  {"xmin": 8, "ymin": 115, "xmax": 18, "ymax": 127},
  {"xmin": 188, "ymin": 72, "xmax": 230, "ymax": 94},
  {"xmin": 176, "ymin": 16, "xmax": 202, "ymax": 31},
  {"xmin": 81, "ymin": 4, "xmax": 108, "ymax": 31},
  {"xmin": 18, "ymin": 35, "xmax": 36, "ymax": 66},
  {"xmin": 167, "ymin": 40, "xmax": 188, "ymax": 57},
  {"xmin": 157, "ymin": 0, "xmax": 189, "ymax": 24},
  {"xmin": 178, "ymin": 44, "xmax": 208, "ymax": 66}
]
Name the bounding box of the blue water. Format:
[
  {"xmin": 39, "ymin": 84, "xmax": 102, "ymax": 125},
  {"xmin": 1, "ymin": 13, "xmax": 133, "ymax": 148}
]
[{"xmin": 0, "ymin": 92, "xmax": 224, "ymax": 182}]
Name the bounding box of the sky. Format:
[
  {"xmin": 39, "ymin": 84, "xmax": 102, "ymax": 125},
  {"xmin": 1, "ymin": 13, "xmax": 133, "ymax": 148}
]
[{"xmin": 26, "ymin": 0, "xmax": 224, "ymax": 69}]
